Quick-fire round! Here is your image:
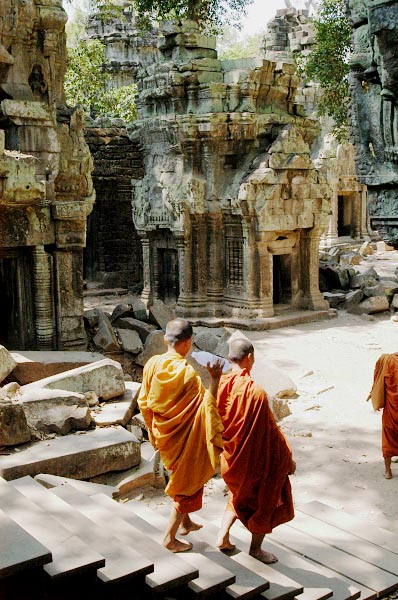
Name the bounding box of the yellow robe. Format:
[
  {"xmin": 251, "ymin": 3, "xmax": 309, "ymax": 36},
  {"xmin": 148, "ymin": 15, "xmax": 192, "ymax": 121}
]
[{"xmin": 138, "ymin": 351, "xmax": 223, "ymax": 505}]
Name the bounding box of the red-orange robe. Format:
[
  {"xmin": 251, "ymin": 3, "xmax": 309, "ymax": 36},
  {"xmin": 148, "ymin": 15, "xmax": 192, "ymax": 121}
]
[
  {"xmin": 217, "ymin": 368, "xmax": 294, "ymax": 534},
  {"xmin": 138, "ymin": 351, "xmax": 223, "ymax": 513},
  {"xmin": 370, "ymin": 353, "xmax": 398, "ymax": 459}
]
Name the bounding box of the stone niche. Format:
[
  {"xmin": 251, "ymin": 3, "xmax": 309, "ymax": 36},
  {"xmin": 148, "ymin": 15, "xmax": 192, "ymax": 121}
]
[
  {"xmin": 0, "ymin": 0, "xmax": 94, "ymax": 350},
  {"xmin": 130, "ymin": 19, "xmax": 331, "ymax": 318},
  {"xmin": 346, "ymin": 0, "xmax": 398, "ymax": 247},
  {"xmin": 264, "ymin": 6, "xmax": 369, "ymax": 249}
]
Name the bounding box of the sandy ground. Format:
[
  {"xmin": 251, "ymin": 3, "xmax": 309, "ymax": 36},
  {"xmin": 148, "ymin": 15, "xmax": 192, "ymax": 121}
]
[{"xmin": 90, "ymin": 249, "xmax": 398, "ymax": 533}]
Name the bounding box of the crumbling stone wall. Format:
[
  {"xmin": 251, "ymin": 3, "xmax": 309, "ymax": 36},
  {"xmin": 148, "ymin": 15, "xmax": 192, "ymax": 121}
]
[
  {"xmin": 131, "ymin": 19, "xmax": 331, "ymax": 318},
  {"xmin": 346, "ymin": 0, "xmax": 398, "ymax": 248},
  {"xmin": 0, "ymin": 0, "xmax": 94, "ymax": 350},
  {"xmin": 263, "ymin": 6, "xmax": 368, "ymax": 249}
]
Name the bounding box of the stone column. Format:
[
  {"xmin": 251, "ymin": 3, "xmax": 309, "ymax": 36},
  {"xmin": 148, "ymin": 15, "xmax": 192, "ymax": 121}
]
[
  {"xmin": 242, "ymin": 217, "xmax": 260, "ymax": 305},
  {"xmin": 196, "ymin": 216, "xmax": 208, "ymax": 313},
  {"xmin": 175, "ymin": 235, "xmax": 193, "ymax": 314},
  {"xmin": 321, "ymin": 188, "xmax": 338, "ymax": 247},
  {"xmin": 32, "ymin": 245, "xmax": 55, "ymax": 349},
  {"xmin": 140, "ymin": 233, "xmax": 152, "ymax": 306},
  {"xmin": 299, "ymin": 229, "xmax": 329, "ymax": 310},
  {"xmin": 207, "ymin": 213, "xmax": 224, "ymax": 315},
  {"xmin": 257, "ymin": 240, "xmax": 274, "ymax": 317}
]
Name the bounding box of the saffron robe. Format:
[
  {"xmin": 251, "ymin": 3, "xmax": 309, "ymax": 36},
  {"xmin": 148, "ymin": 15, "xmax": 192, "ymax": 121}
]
[
  {"xmin": 138, "ymin": 351, "xmax": 223, "ymax": 512},
  {"xmin": 217, "ymin": 369, "xmax": 294, "ymax": 534},
  {"xmin": 370, "ymin": 353, "xmax": 398, "ymax": 458}
]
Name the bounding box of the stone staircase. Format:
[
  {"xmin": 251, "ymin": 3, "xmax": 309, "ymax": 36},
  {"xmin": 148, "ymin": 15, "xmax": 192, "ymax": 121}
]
[{"xmin": 1, "ymin": 476, "xmax": 398, "ymax": 600}]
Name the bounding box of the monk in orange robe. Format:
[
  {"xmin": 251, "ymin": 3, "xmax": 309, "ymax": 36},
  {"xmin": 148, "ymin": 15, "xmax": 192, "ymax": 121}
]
[
  {"xmin": 369, "ymin": 353, "xmax": 398, "ymax": 479},
  {"xmin": 216, "ymin": 338, "xmax": 295, "ymax": 563},
  {"xmin": 138, "ymin": 318, "xmax": 224, "ymax": 552}
]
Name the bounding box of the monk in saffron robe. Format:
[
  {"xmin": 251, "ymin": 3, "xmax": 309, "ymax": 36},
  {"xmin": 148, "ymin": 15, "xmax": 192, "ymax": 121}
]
[
  {"xmin": 138, "ymin": 318, "xmax": 224, "ymax": 552},
  {"xmin": 216, "ymin": 338, "xmax": 295, "ymax": 563},
  {"xmin": 369, "ymin": 353, "xmax": 398, "ymax": 479}
]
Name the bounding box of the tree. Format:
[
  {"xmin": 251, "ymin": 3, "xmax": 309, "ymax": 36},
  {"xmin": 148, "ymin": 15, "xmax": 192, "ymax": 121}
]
[
  {"xmin": 217, "ymin": 28, "xmax": 263, "ymax": 60},
  {"xmin": 297, "ymin": 0, "xmax": 352, "ymax": 141}
]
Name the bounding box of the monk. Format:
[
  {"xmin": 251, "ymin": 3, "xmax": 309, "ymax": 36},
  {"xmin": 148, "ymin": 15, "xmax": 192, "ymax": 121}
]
[
  {"xmin": 138, "ymin": 318, "xmax": 224, "ymax": 553},
  {"xmin": 216, "ymin": 338, "xmax": 295, "ymax": 563},
  {"xmin": 369, "ymin": 353, "xmax": 398, "ymax": 479}
]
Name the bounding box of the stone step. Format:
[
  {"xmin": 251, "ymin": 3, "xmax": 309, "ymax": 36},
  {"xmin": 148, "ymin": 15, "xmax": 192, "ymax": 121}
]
[
  {"xmin": 10, "ymin": 351, "xmax": 104, "ymax": 385},
  {"xmin": 50, "ymin": 484, "xmax": 199, "ymax": 593},
  {"xmin": 0, "ymin": 506, "xmax": 52, "ymax": 579},
  {"xmin": 10, "ymin": 476, "xmax": 154, "ymax": 585},
  {"xmin": 34, "ymin": 473, "xmax": 117, "ymax": 497},
  {"xmin": 126, "ymin": 499, "xmax": 270, "ymax": 600},
  {"xmin": 0, "ymin": 426, "xmax": 140, "ymax": 481},
  {"xmin": 87, "ymin": 494, "xmax": 236, "ymax": 597},
  {"xmin": 0, "ymin": 478, "xmax": 104, "ymax": 579}
]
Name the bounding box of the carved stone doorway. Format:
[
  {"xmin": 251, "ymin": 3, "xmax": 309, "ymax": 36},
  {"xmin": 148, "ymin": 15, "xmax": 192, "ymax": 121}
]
[
  {"xmin": 273, "ymin": 253, "xmax": 292, "ymax": 306},
  {"xmin": 338, "ymin": 194, "xmax": 353, "ymax": 237},
  {"xmin": 157, "ymin": 248, "xmax": 179, "ymax": 302},
  {"xmin": 0, "ymin": 248, "xmax": 36, "ymax": 350}
]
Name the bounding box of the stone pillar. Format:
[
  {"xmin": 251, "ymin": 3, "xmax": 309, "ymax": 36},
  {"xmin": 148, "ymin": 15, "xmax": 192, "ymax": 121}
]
[
  {"xmin": 32, "ymin": 245, "xmax": 55, "ymax": 349},
  {"xmin": 196, "ymin": 216, "xmax": 208, "ymax": 313},
  {"xmin": 207, "ymin": 213, "xmax": 224, "ymax": 315},
  {"xmin": 321, "ymin": 188, "xmax": 338, "ymax": 247},
  {"xmin": 352, "ymin": 191, "xmax": 361, "ymax": 239},
  {"xmin": 242, "ymin": 217, "xmax": 260, "ymax": 305},
  {"xmin": 299, "ymin": 229, "xmax": 329, "ymax": 310},
  {"xmin": 175, "ymin": 235, "xmax": 193, "ymax": 314},
  {"xmin": 140, "ymin": 233, "xmax": 152, "ymax": 305},
  {"xmin": 257, "ymin": 241, "xmax": 274, "ymax": 317}
]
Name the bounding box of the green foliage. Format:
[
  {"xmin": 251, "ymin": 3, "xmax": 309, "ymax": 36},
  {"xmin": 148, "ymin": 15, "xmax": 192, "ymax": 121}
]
[
  {"xmin": 64, "ymin": 39, "xmax": 137, "ymax": 121},
  {"xmin": 131, "ymin": 0, "xmax": 254, "ymax": 33},
  {"xmin": 217, "ymin": 28, "xmax": 263, "ymax": 60},
  {"xmin": 297, "ymin": 0, "xmax": 352, "ymax": 142}
]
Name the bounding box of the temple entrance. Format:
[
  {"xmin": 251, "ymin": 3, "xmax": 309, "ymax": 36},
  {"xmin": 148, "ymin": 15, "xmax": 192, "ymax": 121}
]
[
  {"xmin": 0, "ymin": 248, "xmax": 36, "ymax": 350},
  {"xmin": 338, "ymin": 194, "xmax": 353, "ymax": 236},
  {"xmin": 158, "ymin": 248, "xmax": 179, "ymax": 302},
  {"xmin": 273, "ymin": 253, "xmax": 292, "ymax": 305}
]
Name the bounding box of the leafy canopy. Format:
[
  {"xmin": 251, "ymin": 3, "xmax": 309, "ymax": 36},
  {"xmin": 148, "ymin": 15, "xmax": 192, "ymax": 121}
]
[{"xmin": 297, "ymin": 0, "xmax": 352, "ymax": 142}]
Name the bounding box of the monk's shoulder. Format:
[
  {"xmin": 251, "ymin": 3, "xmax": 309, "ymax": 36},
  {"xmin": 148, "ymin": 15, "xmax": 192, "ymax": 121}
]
[{"xmin": 248, "ymin": 378, "xmax": 268, "ymax": 402}]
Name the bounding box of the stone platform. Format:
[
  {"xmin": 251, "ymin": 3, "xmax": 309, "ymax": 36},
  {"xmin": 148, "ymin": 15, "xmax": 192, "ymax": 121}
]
[{"xmin": 189, "ymin": 309, "xmax": 334, "ymax": 331}]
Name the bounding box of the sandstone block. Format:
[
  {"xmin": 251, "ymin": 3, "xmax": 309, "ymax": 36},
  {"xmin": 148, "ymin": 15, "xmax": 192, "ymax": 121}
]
[
  {"xmin": 363, "ymin": 284, "xmax": 385, "ymax": 298},
  {"xmin": 349, "ymin": 267, "xmax": 378, "ymax": 289},
  {"xmin": 148, "ymin": 300, "xmax": 176, "ymax": 330},
  {"xmin": 10, "ymin": 351, "xmax": 104, "ymax": 385},
  {"xmin": 135, "ymin": 331, "xmax": 167, "ymax": 367},
  {"xmin": 0, "ymin": 426, "xmax": 140, "ymax": 480},
  {"xmin": 0, "ymin": 403, "xmax": 31, "ymax": 446},
  {"xmin": 116, "ymin": 329, "xmax": 143, "ymax": 354},
  {"xmin": 131, "ymin": 298, "xmax": 148, "ymax": 322},
  {"xmin": 322, "ymin": 292, "xmax": 346, "ymax": 308},
  {"xmin": 359, "ymin": 241, "xmax": 373, "ymax": 256},
  {"xmin": 392, "ymin": 294, "xmax": 398, "ymax": 309},
  {"xmin": 21, "ymin": 358, "xmax": 125, "ymax": 401},
  {"xmin": 0, "ymin": 345, "xmax": 17, "ymax": 384},
  {"xmin": 83, "ymin": 309, "xmax": 99, "ymax": 329},
  {"xmin": 93, "ymin": 397, "xmax": 135, "ymax": 427},
  {"xmin": 343, "ymin": 289, "xmax": 364, "ymax": 309},
  {"xmin": 110, "ymin": 304, "xmax": 134, "ymax": 323},
  {"xmin": 93, "ymin": 311, "xmax": 120, "ymax": 352},
  {"xmin": 112, "ymin": 317, "xmax": 156, "ymax": 342},
  {"xmin": 34, "ymin": 473, "xmax": 117, "ymax": 497},
  {"xmin": 349, "ymin": 295, "xmax": 389, "ymax": 315}
]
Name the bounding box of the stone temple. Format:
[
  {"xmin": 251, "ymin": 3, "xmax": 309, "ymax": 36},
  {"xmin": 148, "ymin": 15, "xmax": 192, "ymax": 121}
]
[{"xmin": 0, "ymin": 0, "xmax": 94, "ymax": 351}]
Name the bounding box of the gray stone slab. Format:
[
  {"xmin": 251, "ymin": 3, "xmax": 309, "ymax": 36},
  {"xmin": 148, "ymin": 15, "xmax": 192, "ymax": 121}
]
[
  {"xmin": 21, "ymin": 358, "xmax": 125, "ymax": 401},
  {"xmin": 34, "ymin": 473, "xmax": 117, "ymax": 497},
  {"xmin": 93, "ymin": 399, "xmax": 134, "ymax": 427},
  {"xmin": 10, "ymin": 351, "xmax": 104, "ymax": 385},
  {"xmin": 53, "ymin": 487, "xmax": 198, "ymax": 593},
  {"xmin": 10, "ymin": 477, "xmax": 153, "ymax": 584},
  {"xmin": 110, "ymin": 498, "xmax": 236, "ymax": 596},
  {"xmin": 0, "ymin": 506, "xmax": 52, "ymax": 578},
  {"xmin": 0, "ymin": 479, "xmax": 104, "ymax": 579},
  {"xmin": 0, "ymin": 426, "xmax": 140, "ymax": 481}
]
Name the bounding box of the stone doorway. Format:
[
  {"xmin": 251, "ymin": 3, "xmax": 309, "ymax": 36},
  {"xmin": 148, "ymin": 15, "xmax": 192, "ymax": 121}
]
[
  {"xmin": 157, "ymin": 248, "xmax": 179, "ymax": 302},
  {"xmin": 0, "ymin": 248, "xmax": 36, "ymax": 350},
  {"xmin": 273, "ymin": 254, "xmax": 292, "ymax": 306},
  {"xmin": 338, "ymin": 194, "xmax": 353, "ymax": 237}
]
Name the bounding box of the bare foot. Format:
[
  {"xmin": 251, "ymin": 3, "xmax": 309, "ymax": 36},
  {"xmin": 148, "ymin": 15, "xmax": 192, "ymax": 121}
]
[
  {"xmin": 250, "ymin": 549, "xmax": 278, "ymax": 564},
  {"xmin": 216, "ymin": 533, "xmax": 236, "ymax": 551},
  {"xmin": 180, "ymin": 520, "xmax": 203, "ymax": 536},
  {"xmin": 163, "ymin": 538, "xmax": 193, "ymax": 553},
  {"xmin": 385, "ymin": 469, "xmax": 392, "ymax": 479}
]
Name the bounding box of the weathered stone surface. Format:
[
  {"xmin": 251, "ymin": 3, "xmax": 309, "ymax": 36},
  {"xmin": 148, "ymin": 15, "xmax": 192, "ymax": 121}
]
[
  {"xmin": 34, "ymin": 473, "xmax": 117, "ymax": 497},
  {"xmin": 359, "ymin": 241, "xmax": 374, "ymax": 257},
  {"xmin": 135, "ymin": 331, "xmax": 167, "ymax": 367},
  {"xmin": 93, "ymin": 398, "xmax": 135, "ymax": 427},
  {"xmin": 363, "ymin": 284, "xmax": 385, "ymax": 298},
  {"xmin": 131, "ymin": 298, "xmax": 148, "ymax": 322},
  {"xmin": 112, "ymin": 317, "xmax": 156, "ymax": 342},
  {"xmin": 10, "ymin": 351, "xmax": 104, "ymax": 385},
  {"xmin": 319, "ymin": 265, "xmax": 351, "ymax": 291},
  {"xmin": 116, "ymin": 329, "xmax": 143, "ymax": 354},
  {"xmin": 349, "ymin": 295, "xmax": 389, "ymax": 315},
  {"xmin": 271, "ymin": 397, "xmax": 292, "ymax": 422},
  {"xmin": 193, "ymin": 328, "xmax": 226, "ymax": 353},
  {"xmin": 130, "ymin": 411, "xmax": 148, "ymax": 431},
  {"xmin": 0, "ymin": 346, "xmax": 17, "ymax": 384},
  {"xmin": 349, "ymin": 268, "xmax": 379, "ymax": 289},
  {"xmin": 83, "ymin": 310, "xmax": 99, "ymax": 329},
  {"xmin": 0, "ymin": 426, "xmax": 140, "ymax": 481},
  {"xmin": 93, "ymin": 310, "xmax": 120, "ymax": 352},
  {"xmin": 110, "ymin": 304, "xmax": 134, "ymax": 324},
  {"xmin": 0, "ymin": 403, "xmax": 31, "ymax": 447},
  {"xmin": 148, "ymin": 300, "xmax": 176, "ymax": 330},
  {"xmin": 392, "ymin": 294, "xmax": 398, "ymax": 310},
  {"xmin": 343, "ymin": 289, "xmax": 364, "ymax": 309},
  {"xmin": 323, "ymin": 292, "xmax": 346, "ymax": 308},
  {"xmin": 21, "ymin": 359, "xmax": 125, "ymax": 401}
]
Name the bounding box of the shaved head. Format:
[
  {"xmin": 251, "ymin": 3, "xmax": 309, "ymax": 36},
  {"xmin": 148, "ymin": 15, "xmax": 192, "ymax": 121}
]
[
  {"xmin": 228, "ymin": 338, "xmax": 254, "ymax": 363},
  {"xmin": 165, "ymin": 318, "xmax": 193, "ymax": 346}
]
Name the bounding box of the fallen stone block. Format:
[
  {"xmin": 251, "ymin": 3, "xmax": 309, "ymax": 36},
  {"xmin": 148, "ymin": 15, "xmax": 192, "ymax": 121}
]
[
  {"xmin": 135, "ymin": 331, "xmax": 167, "ymax": 367},
  {"xmin": 93, "ymin": 310, "xmax": 120, "ymax": 352},
  {"xmin": 193, "ymin": 327, "xmax": 225, "ymax": 353},
  {"xmin": 343, "ymin": 289, "xmax": 363, "ymax": 309},
  {"xmin": 0, "ymin": 345, "xmax": 17, "ymax": 384},
  {"xmin": 271, "ymin": 397, "xmax": 292, "ymax": 422},
  {"xmin": 123, "ymin": 381, "xmax": 141, "ymax": 412},
  {"xmin": 391, "ymin": 294, "xmax": 398, "ymax": 310},
  {"xmin": 34, "ymin": 473, "xmax": 117, "ymax": 497},
  {"xmin": 349, "ymin": 267, "xmax": 378, "ymax": 289},
  {"xmin": 110, "ymin": 303, "xmax": 134, "ymax": 323},
  {"xmin": 0, "ymin": 426, "xmax": 140, "ymax": 481},
  {"xmin": 116, "ymin": 329, "xmax": 143, "ymax": 354},
  {"xmin": 21, "ymin": 358, "xmax": 125, "ymax": 401},
  {"xmin": 9, "ymin": 351, "xmax": 104, "ymax": 385},
  {"xmin": 0, "ymin": 402, "xmax": 31, "ymax": 446},
  {"xmin": 131, "ymin": 298, "xmax": 148, "ymax": 322},
  {"xmin": 363, "ymin": 284, "xmax": 385, "ymax": 298},
  {"xmin": 322, "ymin": 292, "xmax": 346, "ymax": 308},
  {"xmin": 93, "ymin": 397, "xmax": 135, "ymax": 428},
  {"xmin": 348, "ymin": 295, "xmax": 389, "ymax": 315},
  {"xmin": 83, "ymin": 309, "xmax": 99, "ymax": 329},
  {"xmin": 112, "ymin": 317, "xmax": 156, "ymax": 343},
  {"xmin": 148, "ymin": 300, "xmax": 176, "ymax": 330},
  {"xmin": 359, "ymin": 241, "xmax": 373, "ymax": 256},
  {"xmin": 130, "ymin": 410, "xmax": 148, "ymax": 432}
]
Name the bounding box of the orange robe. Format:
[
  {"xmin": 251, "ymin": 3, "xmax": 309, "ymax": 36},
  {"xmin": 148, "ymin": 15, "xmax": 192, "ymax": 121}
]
[
  {"xmin": 138, "ymin": 351, "xmax": 223, "ymax": 513},
  {"xmin": 370, "ymin": 353, "xmax": 398, "ymax": 459},
  {"xmin": 217, "ymin": 369, "xmax": 294, "ymax": 534}
]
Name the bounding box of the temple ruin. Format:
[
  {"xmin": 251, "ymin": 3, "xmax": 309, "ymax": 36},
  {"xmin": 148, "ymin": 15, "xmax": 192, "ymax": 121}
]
[{"xmin": 0, "ymin": 0, "xmax": 94, "ymax": 351}]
